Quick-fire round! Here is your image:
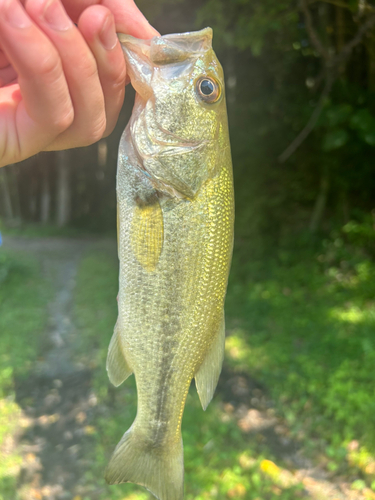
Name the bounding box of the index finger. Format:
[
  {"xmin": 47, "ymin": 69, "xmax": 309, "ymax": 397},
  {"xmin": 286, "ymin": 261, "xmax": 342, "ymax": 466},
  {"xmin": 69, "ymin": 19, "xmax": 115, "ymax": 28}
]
[{"xmin": 61, "ymin": 0, "xmax": 159, "ymax": 38}]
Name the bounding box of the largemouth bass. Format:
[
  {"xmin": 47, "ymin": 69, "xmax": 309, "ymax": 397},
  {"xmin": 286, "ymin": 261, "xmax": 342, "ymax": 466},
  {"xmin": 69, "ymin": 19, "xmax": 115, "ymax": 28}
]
[{"xmin": 105, "ymin": 27, "xmax": 234, "ymax": 500}]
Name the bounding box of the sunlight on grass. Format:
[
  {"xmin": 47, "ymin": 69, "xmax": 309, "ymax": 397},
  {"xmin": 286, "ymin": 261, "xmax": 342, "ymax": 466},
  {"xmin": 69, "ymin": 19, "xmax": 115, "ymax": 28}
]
[
  {"xmin": 330, "ymin": 306, "xmax": 365, "ymax": 323},
  {"xmin": 0, "ymin": 399, "xmax": 23, "ymax": 498},
  {"xmin": 73, "ymin": 249, "xmax": 309, "ymax": 499},
  {"xmin": 73, "ymin": 235, "xmax": 375, "ymax": 498},
  {"xmin": 225, "ymin": 231, "xmax": 375, "ymax": 490},
  {"xmin": 120, "ymin": 493, "xmax": 150, "ymax": 500},
  {"xmin": 0, "ymin": 250, "xmax": 47, "ymax": 500},
  {"xmin": 225, "ymin": 331, "xmax": 251, "ymax": 361}
]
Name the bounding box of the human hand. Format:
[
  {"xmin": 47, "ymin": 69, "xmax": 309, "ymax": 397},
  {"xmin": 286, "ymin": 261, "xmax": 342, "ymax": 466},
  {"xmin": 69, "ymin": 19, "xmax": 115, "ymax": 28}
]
[{"xmin": 0, "ymin": 0, "xmax": 158, "ymax": 168}]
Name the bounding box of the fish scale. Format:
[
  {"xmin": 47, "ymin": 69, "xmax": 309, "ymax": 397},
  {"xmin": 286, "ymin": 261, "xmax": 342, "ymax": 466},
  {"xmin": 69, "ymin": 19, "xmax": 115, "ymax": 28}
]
[{"xmin": 105, "ymin": 28, "xmax": 234, "ymax": 500}]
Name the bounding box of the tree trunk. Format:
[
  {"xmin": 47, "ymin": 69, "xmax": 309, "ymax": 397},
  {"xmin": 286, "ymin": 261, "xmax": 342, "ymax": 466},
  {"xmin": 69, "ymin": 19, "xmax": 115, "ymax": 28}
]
[
  {"xmin": 335, "ymin": 5, "xmax": 345, "ymax": 52},
  {"xmin": 309, "ymin": 173, "xmax": 330, "ymax": 233},
  {"xmin": 98, "ymin": 139, "xmax": 108, "ymax": 168},
  {"xmin": 341, "ymin": 189, "xmax": 349, "ymax": 225},
  {"xmin": 8, "ymin": 165, "xmax": 22, "ymax": 224},
  {"xmin": 29, "ymin": 175, "xmax": 37, "ymax": 221},
  {"xmin": 0, "ymin": 167, "xmax": 14, "ymax": 221},
  {"xmin": 40, "ymin": 165, "xmax": 51, "ymax": 224},
  {"xmin": 335, "ymin": 5, "xmax": 346, "ymax": 75},
  {"xmin": 56, "ymin": 150, "xmax": 71, "ymax": 228}
]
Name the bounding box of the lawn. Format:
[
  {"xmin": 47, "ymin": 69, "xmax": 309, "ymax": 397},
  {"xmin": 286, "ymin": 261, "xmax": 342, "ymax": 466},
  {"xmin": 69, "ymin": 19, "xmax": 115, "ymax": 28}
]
[
  {"xmin": 1, "ymin": 221, "xmax": 374, "ymax": 500},
  {"xmin": 72, "ymin": 220, "xmax": 375, "ymax": 499},
  {"xmin": 0, "ymin": 250, "xmax": 47, "ymax": 500}
]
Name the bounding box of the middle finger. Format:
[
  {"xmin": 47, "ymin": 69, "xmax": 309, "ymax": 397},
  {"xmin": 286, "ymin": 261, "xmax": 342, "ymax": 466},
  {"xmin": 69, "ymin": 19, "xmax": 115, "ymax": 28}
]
[{"xmin": 25, "ymin": 0, "xmax": 106, "ymax": 149}]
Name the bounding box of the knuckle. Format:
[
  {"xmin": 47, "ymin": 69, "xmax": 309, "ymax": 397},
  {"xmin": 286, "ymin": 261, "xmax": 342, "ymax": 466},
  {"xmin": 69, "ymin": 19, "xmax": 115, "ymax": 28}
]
[
  {"xmin": 102, "ymin": 123, "xmax": 115, "ymax": 138},
  {"xmin": 80, "ymin": 54, "xmax": 99, "ymax": 82},
  {"xmin": 82, "ymin": 116, "xmax": 107, "ymax": 146},
  {"xmin": 110, "ymin": 64, "xmax": 127, "ymax": 92},
  {"xmin": 37, "ymin": 52, "xmax": 62, "ymax": 82},
  {"xmin": 103, "ymin": 106, "xmax": 122, "ymax": 138},
  {"xmin": 51, "ymin": 106, "xmax": 75, "ymax": 135}
]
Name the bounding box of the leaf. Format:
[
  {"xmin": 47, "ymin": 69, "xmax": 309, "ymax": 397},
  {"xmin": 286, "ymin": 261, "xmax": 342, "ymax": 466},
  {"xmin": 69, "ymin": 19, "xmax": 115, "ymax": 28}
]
[
  {"xmin": 325, "ymin": 104, "xmax": 353, "ymax": 127},
  {"xmin": 349, "ymin": 109, "xmax": 375, "ymax": 145},
  {"xmin": 322, "ymin": 129, "xmax": 349, "ymax": 152},
  {"xmin": 363, "ymin": 132, "xmax": 375, "ymax": 146},
  {"xmin": 350, "ymin": 109, "xmax": 375, "ymax": 132},
  {"xmin": 348, "ymin": 0, "xmax": 360, "ymax": 11}
]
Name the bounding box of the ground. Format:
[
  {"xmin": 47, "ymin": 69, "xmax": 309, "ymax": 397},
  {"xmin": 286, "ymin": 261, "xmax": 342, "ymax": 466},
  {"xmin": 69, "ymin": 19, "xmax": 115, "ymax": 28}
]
[{"xmin": 0, "ymin": 235, "xmax": 374, "ymax": 500}]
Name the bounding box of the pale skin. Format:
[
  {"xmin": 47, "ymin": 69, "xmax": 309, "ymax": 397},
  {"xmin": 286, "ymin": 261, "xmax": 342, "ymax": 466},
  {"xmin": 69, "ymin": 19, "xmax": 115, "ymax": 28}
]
[{"xmin": 0, "ymin": 0, "xmax": 158, "ymax": 168}]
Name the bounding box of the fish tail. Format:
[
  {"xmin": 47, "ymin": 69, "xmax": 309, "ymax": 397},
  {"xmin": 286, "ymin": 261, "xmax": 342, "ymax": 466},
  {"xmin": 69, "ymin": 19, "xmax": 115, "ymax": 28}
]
[{"xmin": 105, "ymin": 426, "xmax": 184, "ymax": 500}]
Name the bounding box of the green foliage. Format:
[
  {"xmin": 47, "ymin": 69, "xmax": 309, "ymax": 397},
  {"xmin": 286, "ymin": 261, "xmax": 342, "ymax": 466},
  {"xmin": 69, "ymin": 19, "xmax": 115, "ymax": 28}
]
[
  {"xmin": 322, "ymin": 128, "xmax": 349, "ymax": 151},
  {"xmin": 342, "ymin": 216, "xmax": 375, "ymax": 252},
  {"xmin": 193, "ymin": 0, "xmax": 375, "ymax": 249},
  {"xmin": 0, "ymin": 252, "xmax": 47, "ymax": 394},
  {"xmin": 196, "ymin": 0, "xmax": 298, "ymax": 54},
  {"xmin": 74, "ymin": 251, "xmax": 306, "ymax": 500},
  {"xmin": 73, "ymin": 251, "xmax": 119, "ymax": 392},
  {"xmin": 226, "ymin": 218, "xmax": 375, "ymax": 469},
  {"xmin": 350, "ymin": 109, "xmax": 375, "ymax": 146},
  {"xmin": 319, "ymin": 103, "xmax": 375, "ymax": 151},
  {"xmin": 0, "ymin": 251, "xmax": 47, "ymax": 499},
  {"xmin": 73, "ymin": 235, "xmax": 375, "ymax": 497}
]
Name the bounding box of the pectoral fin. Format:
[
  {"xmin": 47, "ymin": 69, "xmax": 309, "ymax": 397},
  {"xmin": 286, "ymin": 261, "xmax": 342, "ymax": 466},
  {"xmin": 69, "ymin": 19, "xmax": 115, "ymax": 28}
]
[
  {"xmin": 130, "ymin": 199, "xmax": 163, "ymax": 272},
  {"xmin": 106, "ymin": 322, "xmax": 132, "ymax": 387},
  {"xmin": 195, "ymin": 314, "xmax": 225, "ymax": 410}
]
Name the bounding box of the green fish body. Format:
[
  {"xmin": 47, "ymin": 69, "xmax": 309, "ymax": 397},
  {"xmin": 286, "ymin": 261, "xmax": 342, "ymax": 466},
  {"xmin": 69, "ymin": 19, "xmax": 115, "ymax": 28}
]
[{"xmin": 105, "ymin": 28, "xmax": 234, "ymax": 500}]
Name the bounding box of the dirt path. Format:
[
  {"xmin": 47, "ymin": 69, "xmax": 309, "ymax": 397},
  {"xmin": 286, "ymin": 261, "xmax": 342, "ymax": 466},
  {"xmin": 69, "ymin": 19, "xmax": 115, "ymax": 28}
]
[{"xmin": 4, "ymin": 236, "xmax": 115, "ymax": 500}]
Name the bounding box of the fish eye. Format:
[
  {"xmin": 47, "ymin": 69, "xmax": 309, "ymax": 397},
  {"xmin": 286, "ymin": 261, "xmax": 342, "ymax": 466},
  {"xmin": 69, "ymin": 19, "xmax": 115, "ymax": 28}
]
[{"xmin": 196, "ymin": 76, "xmax": 221, "ymax": 104}]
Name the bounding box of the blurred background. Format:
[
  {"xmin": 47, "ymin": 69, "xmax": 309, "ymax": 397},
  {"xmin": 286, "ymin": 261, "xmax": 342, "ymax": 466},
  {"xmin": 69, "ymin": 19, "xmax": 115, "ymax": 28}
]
[{"xmin": 1, "ymin": 0, "xmax": 375, "ymax": 499}]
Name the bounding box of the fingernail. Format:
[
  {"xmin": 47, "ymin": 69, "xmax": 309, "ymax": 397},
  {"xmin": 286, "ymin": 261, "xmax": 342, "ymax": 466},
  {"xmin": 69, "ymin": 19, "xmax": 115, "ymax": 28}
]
[
  {"xmin": 43, "ymin": 0, "xmax": 71, "ymax": 31},
  {"xmin": 99, "ymin": 15, "xmax": 117, "ymax": 50},
  {"xmin": 2, "ymin": 0, "xmax": 32, "ymax": 29}
]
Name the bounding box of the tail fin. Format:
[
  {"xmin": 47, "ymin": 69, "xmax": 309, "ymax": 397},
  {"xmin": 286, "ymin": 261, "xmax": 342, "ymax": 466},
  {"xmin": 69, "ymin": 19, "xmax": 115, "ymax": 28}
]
[{"xmin": 105, "ymin": 426, "xmax": 184, "ymax": 500}]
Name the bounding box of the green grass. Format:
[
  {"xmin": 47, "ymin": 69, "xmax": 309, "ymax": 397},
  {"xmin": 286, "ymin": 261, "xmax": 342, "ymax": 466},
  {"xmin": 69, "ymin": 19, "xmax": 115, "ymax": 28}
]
[
  {"xmin": 226, "ymin": 226, "xmax": 375, "ymax": 484},
  {"xmin": 73, "ymin": 224, "xmax": 375, "ymax": 499},
  {"xmin": 1, "ymin": 218, "xmax": 374, "ymax": 499},
  {"xmin": 229, "ymin": 249, "xmax": 375, "ymax": 442},
  {"xmin": 70, "ymin": 253, "xmax": 297, "ymax": 499},
  {"xmin": 0, "ymin": 250, "xmax": 47, "ymax": 499}
]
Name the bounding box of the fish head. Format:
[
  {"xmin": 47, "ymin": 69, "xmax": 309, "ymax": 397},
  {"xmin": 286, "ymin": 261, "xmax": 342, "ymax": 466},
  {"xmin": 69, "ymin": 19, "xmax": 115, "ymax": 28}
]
[{"xmin": 119, "ymin": 28, "xmax": 229, "ymax": 198}]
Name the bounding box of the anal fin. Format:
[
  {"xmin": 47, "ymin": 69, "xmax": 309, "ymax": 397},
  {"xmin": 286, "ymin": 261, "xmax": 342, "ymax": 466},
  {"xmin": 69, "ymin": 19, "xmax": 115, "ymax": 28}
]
[
  {"xmin": 195, "ymin": 313, "xmax": 225, "ymax": 410},
  {"xmin": 106, "ymin": 321, "xmax": 132, "ymax": 387}
]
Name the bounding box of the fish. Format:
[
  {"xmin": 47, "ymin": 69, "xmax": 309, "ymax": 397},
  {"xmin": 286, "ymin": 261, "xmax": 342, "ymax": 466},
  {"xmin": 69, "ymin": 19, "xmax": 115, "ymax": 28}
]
[{"xmin": 105, "ymin": 27, "xmax": 234, "ymax": 500}]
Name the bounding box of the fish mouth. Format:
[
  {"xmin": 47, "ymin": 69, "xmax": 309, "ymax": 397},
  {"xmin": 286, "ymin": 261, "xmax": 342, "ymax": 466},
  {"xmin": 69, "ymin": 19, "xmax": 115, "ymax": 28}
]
[
  {"xmin": 131, "ymin": 108, "xmax": 207, "ymax": 157},
  {"xmin": 149, "ymin": 126, "xmax": 206, "ymax": 151}
]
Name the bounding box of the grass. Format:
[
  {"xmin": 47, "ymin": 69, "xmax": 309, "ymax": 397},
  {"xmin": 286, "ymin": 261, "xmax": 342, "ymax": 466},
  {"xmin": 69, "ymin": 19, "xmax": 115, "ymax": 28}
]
[
  {"xmin": 0, "ymin": 250, "xmax": 47, "ymax": 500},
  {"xmin": 1, "ymin": 219, "xmax": 375, "ymax": 499},
  {"xmin": 227, "ymin": 231, "xmax": 375, "ymax": 452},
  {"xmin": 73, "ymin": 251, "xmax": 307, "ymax": 500},
  {"xmin": 72, "ymin": 221, "xmax": 375, "ymax": 499},
  {"xmin": 225, "ymin": 224, "xmax": 375, "ymax": 486}
]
